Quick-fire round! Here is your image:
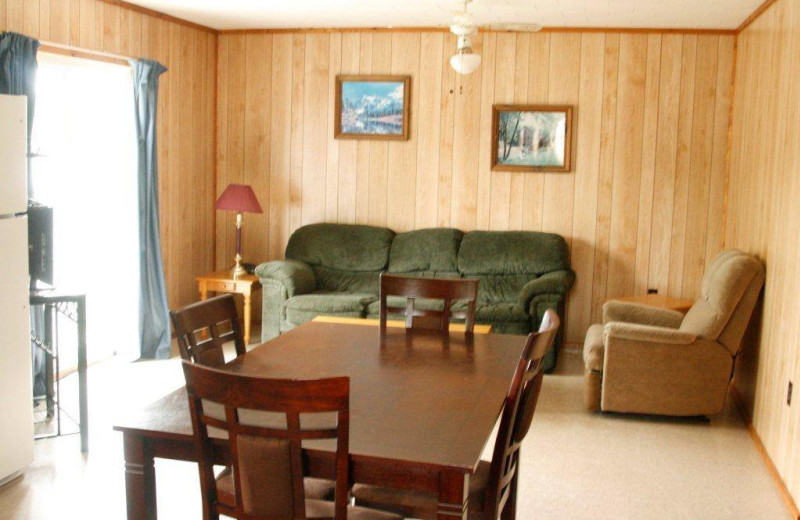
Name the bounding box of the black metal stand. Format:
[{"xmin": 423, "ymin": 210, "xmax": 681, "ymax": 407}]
[{"xmin": 30, "ymin": 290, "xmax": 88, "ymax": 453}]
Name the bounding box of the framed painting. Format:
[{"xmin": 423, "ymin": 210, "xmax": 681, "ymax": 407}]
[
  {"xmin": 491, "ymin": 105, "xmax": 573, "ymax": 172},
  {"xmin": 335, "ymin": 75, "xmax": 410, "ymax": 140}
]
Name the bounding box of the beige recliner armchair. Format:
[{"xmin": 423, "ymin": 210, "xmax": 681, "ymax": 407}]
[{"xmin": 583, "ymin": 250, "xmax": 765, "ymax": 416}]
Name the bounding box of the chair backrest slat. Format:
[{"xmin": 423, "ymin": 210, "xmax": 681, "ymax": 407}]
[
  {"xmin": 379, "ymin": 273, "xmax": 479, "ymax": 333},
  {"xmin": 182, "ymin": 361, "xmax": 350, "ymax": 520},
  {"xmin": 170, "ymin": 294, "xmax": 247, "ymax": 367},
  {"xmin": 485, "ymin": 309, "xmax": 560, "ymax": 519}
]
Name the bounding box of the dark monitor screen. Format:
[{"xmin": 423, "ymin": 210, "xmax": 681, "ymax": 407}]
[{"xmin": 27, "ymin": 203, "xmax": 53, "ymax": 288}]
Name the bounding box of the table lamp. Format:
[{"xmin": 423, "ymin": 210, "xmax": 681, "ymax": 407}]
[{"xmin": 215, "ymin": 183, "xmax": 263, "ymax": 278}]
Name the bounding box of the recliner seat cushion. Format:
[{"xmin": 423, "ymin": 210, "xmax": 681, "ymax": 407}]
[{"xmin": 284, "ymin": 293, "xmax": 376, "ymax": 325}]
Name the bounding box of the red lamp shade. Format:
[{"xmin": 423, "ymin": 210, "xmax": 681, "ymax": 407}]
[{"xmin": 215, "ymin": 184, "xmax": 263, "ymax": 214}]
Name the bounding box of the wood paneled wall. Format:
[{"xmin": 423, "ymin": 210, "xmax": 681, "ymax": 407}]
[
  {"xmin": 216, "ymin": 30, "xmax": 735, "ymax": 344},
  {"xmin": 728, "ymin": 0, "xmax": 800, "ymax": 506},
  {"xmin": 0, "ymin": 0, "xmax": 217, "ymax": 309}
]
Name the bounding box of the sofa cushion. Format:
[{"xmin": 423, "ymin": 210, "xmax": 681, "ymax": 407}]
[
  {"xmin": 388, "ymin": 228, "xmax": 463, "ymax": 277},
  {"xmin": 286, "ymin": 223, "xmax": 395, "ymax": 272},
  {"xmin": 284, "ymin": 293, "xmax": 376, "ymax": 326},
  {"xmin": 473, "ymin": 274, "xmax": 533, "ymax": 303},
  {"xmin": 474, "ymin": 302, "xmax": 529, "ymax": 325},
  {"xmin": 366, "ymin": 296, "xmax": 445, "ymax": 316},
  {"xmin": 458, "ymin": 231, "xmax": 571, "ymax": 276}
]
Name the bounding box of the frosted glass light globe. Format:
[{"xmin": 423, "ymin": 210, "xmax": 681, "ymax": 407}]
[{"xmin": 450, "ymin": 51, "xmax": 481, "ymax": 75}]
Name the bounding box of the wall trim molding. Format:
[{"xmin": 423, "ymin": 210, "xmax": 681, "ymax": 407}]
[
  {"xmin": 737, "ymin": 0, "xmax": 781, "ymax": 33},
  {"xmin": 217, "ymin": 26, "xmax": 737, "ymax": 36},
  {"xmin": 730, "ymin": 386, "xmax": 800, "ymax": 520},
  {"xmin": 95, "ymin": 0, "xmax": 217, "ymax": 33}
]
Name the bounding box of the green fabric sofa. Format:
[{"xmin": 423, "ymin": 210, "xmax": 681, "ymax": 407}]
[{"xmin": 255, "ymin": 223, "xmax": 575, "ymax": 371}]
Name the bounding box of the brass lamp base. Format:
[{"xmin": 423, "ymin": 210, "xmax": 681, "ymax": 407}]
[{"xmin": 231, "ymin": 253, "xmax": 247, "ymax": 279}]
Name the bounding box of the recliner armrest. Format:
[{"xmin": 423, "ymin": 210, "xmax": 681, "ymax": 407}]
[
  {"xmin": 254, "ymin": 260, "xmax": 316, "ymax": 297},
  {"xmin": 517, "ymin": 269, "xmax": 576, "ymax": 310},
  {"xmin": 604, "ymin": 322, "xmax": 697, "ymax": 345},
  {"xmin": 602, "ymin": 301, "xmax": 685, "ymax": 329}
]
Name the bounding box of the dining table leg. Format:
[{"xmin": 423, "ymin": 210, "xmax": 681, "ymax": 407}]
[
  {"xmin": 123, "ymin": 432, "xmax": 158, "ymax": 520},
  {"xmin": 437, "ymin": 470, "xmax": 469, "ymax": 519}
]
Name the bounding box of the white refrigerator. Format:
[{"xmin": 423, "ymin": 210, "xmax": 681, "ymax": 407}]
[{"xmin": 0, "ymin": 94, "xmax": 34, "ymax": 485}]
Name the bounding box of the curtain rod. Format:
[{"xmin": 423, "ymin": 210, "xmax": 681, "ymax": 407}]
[{"xmin": 38, "ymin": 42, "xmax": 132, "ymax": 68}]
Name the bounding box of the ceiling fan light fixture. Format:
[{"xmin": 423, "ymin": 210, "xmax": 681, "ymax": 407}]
[
  {"xmin": 450, "ymin": 35, "xmax": 481, "ymax": 75},
  {"xmin": 450, "ymin": 1, "xmax": 481, "ymax": 75}
]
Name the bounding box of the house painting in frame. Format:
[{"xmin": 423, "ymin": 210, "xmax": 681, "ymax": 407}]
[{"xmin": 492, "ymin": 105, "xmax": 573, "ymax": 172}]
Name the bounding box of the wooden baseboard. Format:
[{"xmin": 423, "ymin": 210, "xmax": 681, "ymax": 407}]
[{"xmin": 730, "ymin": 387, "xmax": 800, "ymax": 520}]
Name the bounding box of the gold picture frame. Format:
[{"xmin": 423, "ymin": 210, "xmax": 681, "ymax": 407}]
[
  {"xmin": 491, "ymin": 105, "xmax": 573, "ymax": 172},
  {"xmin": 335, "ymin": 75, "xmax": 411, "ymax": 141}
]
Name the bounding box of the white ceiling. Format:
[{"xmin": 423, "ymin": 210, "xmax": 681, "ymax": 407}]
[{"xmin": 127, "ymin": 0, "xmax": 761, "ymax": 31}]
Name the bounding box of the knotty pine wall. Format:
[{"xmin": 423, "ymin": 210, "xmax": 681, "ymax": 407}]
[
  {"xmin": 216, "ymin": 30, "xmax": 735, "ymax": 345},
  {"xmin": 0, "ymin": 0, "xmax": 217, "ymax": 310},
  {"xmin": 728, "ymin": 0, "xmax": 800, "ymax": 506}
]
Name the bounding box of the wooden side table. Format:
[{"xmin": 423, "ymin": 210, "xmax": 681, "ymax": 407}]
[
  {"xmin": 196, "ymin": 270, "xmax": 261, "ymax": 345},
  {"xmin": 610, "ymin": 294, "xmax": 694, "ymax": 314}
]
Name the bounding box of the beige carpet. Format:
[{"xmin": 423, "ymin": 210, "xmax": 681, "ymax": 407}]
[{"xmin": 0, "ymin": 341, "xmax": 791, "ymax": 519}]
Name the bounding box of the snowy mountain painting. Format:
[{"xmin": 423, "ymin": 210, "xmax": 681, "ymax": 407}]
[{"xmin": 336, "ymin": 76, "xmax": 409, "ymax": 140}]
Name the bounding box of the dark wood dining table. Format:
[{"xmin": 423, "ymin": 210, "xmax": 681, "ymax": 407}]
[{"xmin": 114, "ymin": 320, "xmax": 527, "ymax": 520}]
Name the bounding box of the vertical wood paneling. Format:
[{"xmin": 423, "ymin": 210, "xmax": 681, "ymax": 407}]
[
  {"xmin": 301, "ymin": 33, "xmax": 329, "ymax": 226},
  {"xmin": 648, "ymin": 34, "xmax": 683, "ymax": 294},
  {"xmin": 567, "ymin": 33, "xmax": 604, "ymax": 346},
  {"xmin": 589, "ymin": 34, "xmax": 620, "ymax": 323},
  {"xmin": 414, "ymin": 32, "xmax": 443, "ymax": 229},
  {"xmin": 606, "ymin": 34, "xmax": 647, "ymax": 299},
  {"xmin": 542, "ymin": 33, "xmax": 580, "ymax": 243},
  {"xmin": 1, "ymin": 0, "xmax": 217, "ymax": 310},
  {"xmin": 337, "ymin": 33, "xmax": 360, "ymax": 224},
  {"xmin": 449, "ymin": 33, "xmax": 482, "ymax": 230},
  {"xmin": 521, "ymin": 34, "xmax": 550, "ymax": 232},
  {"xmin": 728, "ymin": 0, "xmax": 800, "ymax": 507},
  {"xmin": 268, "ymin": 34, "xmax": 293, "ymax": 260},
  {"xmin": 367, "ymin": 33, "xmax": 390, "ymax": 227},
  {"xmin": 667, "ymin": 35, "xmax": 697, "ymax": 297},
  {"xmin": 386, "ymin": 32, "xmax": 419, "ymax": 232},
  {"xmin": 214, "ymin": 29, "xmax": 734, "ymax": 346}
]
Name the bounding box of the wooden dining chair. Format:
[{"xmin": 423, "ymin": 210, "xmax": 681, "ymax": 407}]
[
  {"xmin": 170, "ymin": 294, "xmax": 247, "ymax": 367},
  {"xmin": 182, "ymin": 362, "xmax": 404, "ymax": 520},
  {"xmin": 379, "ymin": 273, "xmax": 479, "ymax": 333},
  {"xmin": 352, "ymin": 309, "xmax": 560, "ymax": 520}
]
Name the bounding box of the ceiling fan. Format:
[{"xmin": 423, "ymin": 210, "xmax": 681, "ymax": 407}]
[{"xmin": 449, "ymin": 0, "xmax": 542, "ymax": 75}]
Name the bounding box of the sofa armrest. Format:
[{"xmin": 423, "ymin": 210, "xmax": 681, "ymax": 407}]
[
  {"xmin": 517, "ymin": 269, "xmax": 576, "ymax": 309},
  {"xmin": 602, "ymin": 301, "xmax": 684, "ymax": 328},
  {"xmin": 604, "ymin": 322, "xmax": 696, "ymax": 345},
  {"xmin": 254, "ymin": 260, "xmax": 316, "ymax": 297}
]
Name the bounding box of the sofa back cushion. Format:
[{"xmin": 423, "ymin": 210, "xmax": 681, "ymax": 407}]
[
  {"xmin": 285, "ymin": 223, "xmax": 395, "ymax": 293},
  {"xmin": 458, "ymin": 231, "xmax": 571, "ymax": 303},
  {"xmin": 388, "ymin": 228, "xmax": 464, "ymax": 278}
]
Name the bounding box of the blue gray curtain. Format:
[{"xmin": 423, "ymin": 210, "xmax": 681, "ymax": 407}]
[
  {"xmin": 130, "ymin": 58, "xmax": 170, "ymax": 360},
  {"xmin": 0, "ymin": 31, "xmax": 40, "ymax": 157},
  {"xmin": 0, "ymin": 31, "xmax": 46, "ymax": 394}
]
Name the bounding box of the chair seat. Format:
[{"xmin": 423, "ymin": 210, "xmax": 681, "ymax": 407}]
[
  {"xmin": 306, "ymin": 499, "xmax": 405, "ymax": 520},
  {"xmin": 352, "ymin": 460, "xmax": 492, "ymax": 520},
  {"xmin": 284, "ymin": 293, "xmax": 376, "ymax": 325},
  {"xmin": 216, "ymin": 468, "xmax": 336, "ymax": 507}
]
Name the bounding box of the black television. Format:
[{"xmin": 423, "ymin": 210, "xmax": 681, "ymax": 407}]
[{"xmin": 27, "ymin": 202, "xmax": 53, "ymax": 289}]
